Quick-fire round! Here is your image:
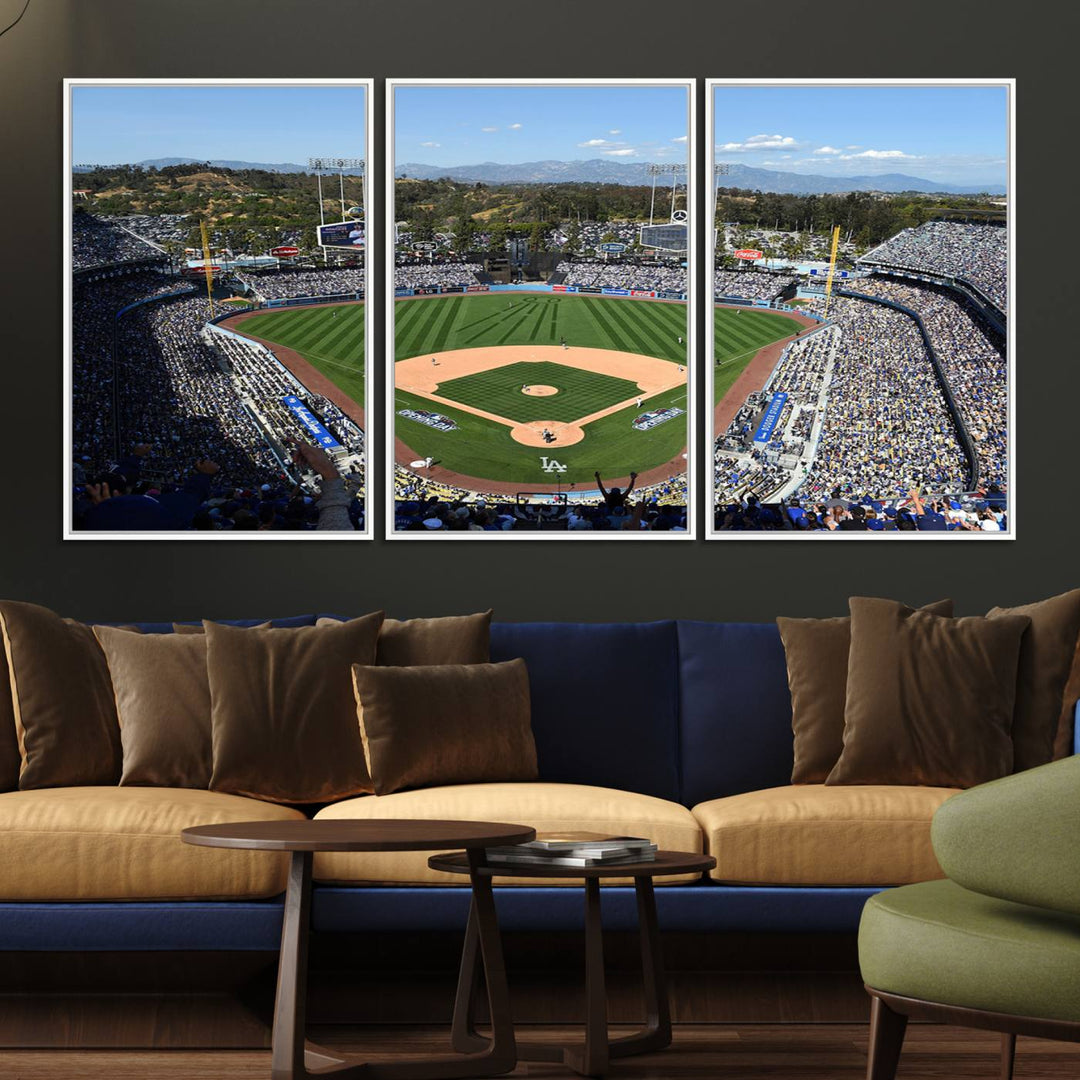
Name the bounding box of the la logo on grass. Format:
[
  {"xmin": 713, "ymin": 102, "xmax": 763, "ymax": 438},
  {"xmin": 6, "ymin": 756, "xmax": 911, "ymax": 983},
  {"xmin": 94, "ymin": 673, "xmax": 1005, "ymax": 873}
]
[{"xmin": 539, "ymin": 457, "xmax": 567, "ymax": 474}]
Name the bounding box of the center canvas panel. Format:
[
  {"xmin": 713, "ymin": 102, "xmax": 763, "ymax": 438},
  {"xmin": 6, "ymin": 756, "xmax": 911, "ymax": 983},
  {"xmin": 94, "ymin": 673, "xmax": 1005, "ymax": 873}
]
[{"xmin": 387, "ymin": 80, "xmax": 695, "ymax": 539}]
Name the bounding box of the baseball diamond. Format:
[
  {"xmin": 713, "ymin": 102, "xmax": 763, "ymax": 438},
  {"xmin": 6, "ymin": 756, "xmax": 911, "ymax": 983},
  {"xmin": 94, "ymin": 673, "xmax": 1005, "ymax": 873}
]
[{"xmin": 393, "ymin": 293, "xmax": 689, "ymax": 490}]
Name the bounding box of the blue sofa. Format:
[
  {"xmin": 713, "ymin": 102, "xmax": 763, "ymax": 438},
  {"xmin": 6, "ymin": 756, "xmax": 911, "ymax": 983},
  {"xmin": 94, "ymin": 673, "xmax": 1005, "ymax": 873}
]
[{"xmin": 2, "ymin": 617, "xmax": 1073, "ymax": 954}]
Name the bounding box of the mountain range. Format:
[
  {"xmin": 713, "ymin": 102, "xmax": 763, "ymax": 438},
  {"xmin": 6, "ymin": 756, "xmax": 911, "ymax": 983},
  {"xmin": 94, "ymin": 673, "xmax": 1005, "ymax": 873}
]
[
  {"xmin": 74, "ymin": 156, "xmax": 1004, "ymax": 195},
  {"xmin": 395, "ymin": 159, "xmax": 1003, "ymax": 195}
]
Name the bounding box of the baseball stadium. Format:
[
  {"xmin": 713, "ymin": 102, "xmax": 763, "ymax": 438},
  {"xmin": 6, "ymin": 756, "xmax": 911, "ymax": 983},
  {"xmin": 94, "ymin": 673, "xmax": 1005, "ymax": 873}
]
[
  {"xmin": 711, "ymin": 219, "xmax": 1008, "ymax": 535},
  {"xmin": 393, "ymin": 286, "xmax": 689, "ymax": 531},
  {"xmin": 69, "ymin": 166, "xmax": 368, "ymax": 534}
]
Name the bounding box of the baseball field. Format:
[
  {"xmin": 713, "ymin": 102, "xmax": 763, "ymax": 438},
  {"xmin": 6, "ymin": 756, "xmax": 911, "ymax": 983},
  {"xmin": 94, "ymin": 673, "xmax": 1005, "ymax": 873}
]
[
  {"xmin": 394, "ymin": 293, "xmax": 689, "ymax": 490},
  {"xmin": 233, "ymin": 302, "xmax": 366, "ymax": 409},
  {"xmin": 713, "ymin": 307, "xmax": 805, "ymax": 404}
]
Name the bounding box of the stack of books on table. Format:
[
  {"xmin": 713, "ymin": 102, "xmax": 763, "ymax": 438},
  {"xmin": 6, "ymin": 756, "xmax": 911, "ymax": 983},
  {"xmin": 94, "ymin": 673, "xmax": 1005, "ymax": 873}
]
[{"xmin": 484, "ymin": 833, "xmax": 657, "ymax": 868}]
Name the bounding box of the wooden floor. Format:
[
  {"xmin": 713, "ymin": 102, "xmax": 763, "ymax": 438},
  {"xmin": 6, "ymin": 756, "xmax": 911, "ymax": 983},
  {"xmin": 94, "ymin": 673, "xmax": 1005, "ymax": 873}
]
[{"xmin": 2, "ymin": 1024, "xmax": 1080, "ymax": 1079}]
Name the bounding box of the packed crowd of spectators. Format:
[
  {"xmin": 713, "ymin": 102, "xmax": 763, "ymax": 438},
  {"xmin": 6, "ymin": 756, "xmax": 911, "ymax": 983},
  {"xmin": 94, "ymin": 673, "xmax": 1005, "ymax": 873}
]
[
  {"xmin": 849, "ymin": 277, "xmax": 1007, "ymax": 489},
  {"xmin": 394, "ymin": 467, "xmax": 687, "ymax": 532},
  {"xmin": 237, "ymin": 266, "xmax": 365, "ymax": 300},
  {"xmin": 556, "ymin": 260, "xmax": 686, "ymax": 292},
  {"xmin": 98, "ymin": 213, "xmax": 188, "ymax": 249},
  {"xmin": 714, "ymin": 269, "xmax": 796, "ymax": 301},
  {"xmin": 73, "ymin": 213, "xmax": 164, "ymax": 270},
  {"xmin": 714, "ymin": 488, "xmax": 1007, "ymax": 533},
  {"xmin": 394, "ymin": 262, "xmax": 484, "ymax": 290},
  {"xmin": 858, "ymin": 221, "xmax": 1007, "ymax": 314},
  {"xmin": 71, "ymin": 278, "xmax": 365, "ymax": 531},
  {"xmin": 713, "ymin": 286, "xmax": 987, "ymax": 524}
]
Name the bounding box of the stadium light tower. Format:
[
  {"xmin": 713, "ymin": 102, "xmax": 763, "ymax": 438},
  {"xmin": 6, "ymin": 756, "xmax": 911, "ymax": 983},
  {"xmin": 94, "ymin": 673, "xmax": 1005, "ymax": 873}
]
[
  {"xmin": 308, "ymin": 157, "xmax": 365, "ymax": 225},
  {"xmin": 646, "ymin": 163, "xmax": 687, "ymax": 225}
]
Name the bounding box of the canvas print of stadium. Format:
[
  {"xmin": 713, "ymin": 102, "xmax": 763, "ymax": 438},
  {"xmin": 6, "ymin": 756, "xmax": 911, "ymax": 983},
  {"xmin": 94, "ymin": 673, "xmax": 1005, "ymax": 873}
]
[
  {"xmin": 65, "ymin": 80, "xmax": 371, "ymax": 538},
  {"xmin": 388, "ymin": 80, "xmax": 695, "ymax": 538},
  {"xmin": 707, "ymin": 81, "xmax": 1012, "ymax": 538}
]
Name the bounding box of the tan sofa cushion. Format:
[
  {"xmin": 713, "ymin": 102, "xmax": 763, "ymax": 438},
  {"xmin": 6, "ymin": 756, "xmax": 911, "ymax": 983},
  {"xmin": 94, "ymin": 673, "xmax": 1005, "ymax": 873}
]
[
  {"xmin": 0, "ymin": 787, "xmax": 305, "ymax": 900},
  {"xmin": 693, "ymin": 784, "xmax": 959, "ymax": 886},
  {"xmin": 313, "ymin": 782, "xmax": 702, "ymax": 886}
]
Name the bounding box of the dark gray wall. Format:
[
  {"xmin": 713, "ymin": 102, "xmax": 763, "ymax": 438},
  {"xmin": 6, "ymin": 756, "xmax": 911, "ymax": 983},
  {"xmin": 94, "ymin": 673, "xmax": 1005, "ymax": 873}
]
[{"xmin": 0, "ymin": 0, "xmax": 1072, "ymax": 623}]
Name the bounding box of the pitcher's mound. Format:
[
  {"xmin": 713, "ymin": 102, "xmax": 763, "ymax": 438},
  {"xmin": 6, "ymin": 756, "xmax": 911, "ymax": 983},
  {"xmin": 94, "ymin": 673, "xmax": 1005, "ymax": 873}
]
[
  {"xmin": 522, "ymin": 384, "xmax": 558, "ymax": 396},
  {"xmin": 510, "ymin": 420, "xmax": 585, "ymax": 447}
]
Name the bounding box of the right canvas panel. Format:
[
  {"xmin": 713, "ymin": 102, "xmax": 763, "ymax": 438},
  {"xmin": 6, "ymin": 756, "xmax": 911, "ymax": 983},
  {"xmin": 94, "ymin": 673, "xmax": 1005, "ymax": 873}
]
[{"xmin": 706, "ymin": 81, "xmax": 1013, "ymax": 539}]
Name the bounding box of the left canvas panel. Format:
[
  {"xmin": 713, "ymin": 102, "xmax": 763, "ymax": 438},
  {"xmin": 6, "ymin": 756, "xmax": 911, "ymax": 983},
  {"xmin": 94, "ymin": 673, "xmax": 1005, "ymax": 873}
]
[{"xmin": 64, "ymin": 80, "xmax": 373, "ymax": 539}]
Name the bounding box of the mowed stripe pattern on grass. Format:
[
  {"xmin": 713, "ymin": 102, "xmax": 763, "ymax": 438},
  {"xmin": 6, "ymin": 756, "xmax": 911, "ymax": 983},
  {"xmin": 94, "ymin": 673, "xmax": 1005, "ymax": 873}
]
[
  {"xmin": 434, "ymin": 361, "xmax": 640, "ymax": 424},
  {"xmin": 393, "ymin": 295, "xmax": 689, "ymax": 487},
  {"xmin": 395, "ymin": 294, "xmax": 687, "ymax": 364},
  {"xmin": 234, "ymin": 303, "xmax": 366, "ymax": 407},
  {"xmin": 713, "ymin": 306, "xmax": 804, "ymax": 404}
]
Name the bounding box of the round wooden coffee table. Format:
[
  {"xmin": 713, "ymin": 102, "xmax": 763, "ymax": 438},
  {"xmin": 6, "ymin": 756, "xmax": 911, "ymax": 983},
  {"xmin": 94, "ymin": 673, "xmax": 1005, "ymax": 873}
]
[
  {"xmin": 429, "ymin": 849, "xmax": 715, "ymax": 1078},
  {"xmin": 183, "ymin": 819, "xmax": 535, "ymax": 1080}
]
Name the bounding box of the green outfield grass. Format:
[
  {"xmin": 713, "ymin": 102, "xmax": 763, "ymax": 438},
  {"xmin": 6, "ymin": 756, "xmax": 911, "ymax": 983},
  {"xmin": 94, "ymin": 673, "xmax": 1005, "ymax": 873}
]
[
  {"xmin": 395, "ymin": 293, "xmax": 687, "ymax": 364},
  {"xmin": 395, "ymin": 294, "xmax": 688, "ymax": 487},
  {"xmin": 235, "ymin": 302, "xmax": 365, "ymax": 407},
  {"xmin": 713, "ymin": 306, "xmax": 804, "ymax": 404},
  {"xmin": 435, "ymin": 361, "xmax": 640, "ymax": 424}
]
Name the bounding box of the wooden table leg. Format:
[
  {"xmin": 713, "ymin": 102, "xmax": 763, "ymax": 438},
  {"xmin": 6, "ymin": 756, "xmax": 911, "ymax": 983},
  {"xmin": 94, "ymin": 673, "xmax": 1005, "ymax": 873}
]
[
  {"xmin": 272, "ymin": 850, "xmax": 318, "ymax": 1080},
  {"xmin": 609, "ymin": 875, "xmax": 671, "ymax": 1058},
  {"xmin": 272, "ymin": 849, "xmax": 515, "ymax": 1080},
  {"xmin": 563, "ymin": 877, "xmax": 609, "ymax": 1078},
  {"xmin": 449, "ymin": 898, "xmax": 487, "ymax": 1054}
]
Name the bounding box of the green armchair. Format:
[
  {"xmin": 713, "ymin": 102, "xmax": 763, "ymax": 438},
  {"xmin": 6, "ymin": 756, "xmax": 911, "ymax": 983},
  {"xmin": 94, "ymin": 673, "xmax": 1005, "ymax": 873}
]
[{"xmin": 858, "ymin": 755, "xmax": 1080, "ymax": 1080}]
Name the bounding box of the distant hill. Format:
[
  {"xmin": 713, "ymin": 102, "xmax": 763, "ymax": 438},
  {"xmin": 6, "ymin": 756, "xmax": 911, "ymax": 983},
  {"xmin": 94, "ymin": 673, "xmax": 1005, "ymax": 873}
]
[
  {"xmin": 71, "ymin": 156, "xmax": 1004, "ymax": 195},
  {"xmin": 395, "ymin": 158, "xmax": 1003, "ymax": 196},
  {"xmin": 73, "ymin": 157, "xmax": 364, "ymax": 176}
]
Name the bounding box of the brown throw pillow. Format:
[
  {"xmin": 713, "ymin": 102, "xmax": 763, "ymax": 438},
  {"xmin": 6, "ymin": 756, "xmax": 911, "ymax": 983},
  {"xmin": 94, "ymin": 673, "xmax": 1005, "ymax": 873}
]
[
  {"xmin": 172, "ymin": 621, "xmax": 271, "ymax": 634},
  {"xmin": 778, "ymin": 599, "xmax": 954, "ymax": 783},
  {"xmin": 0, "ymin": 648, "xmax": 19, "ymax": 792},
  {"xmin": 827, "ymin": 598, "xmax": 1030, "ymax": 788},
  {"xmin": 987, "ymin": 590, "xmax": 1080, "ymax": 772},
  {"xmin": 207, "ymin": 613, "xmax": 384, "ymax": 803},
  {"xmin": 92, "ymin": 626, "xmax": 213, "ymax": 788},
  {"xmin": 317, "ymin": 611, "xmax": 492, "ymax": 666},
  {"xmin": 351, "ymin": 659, "xmax": 536, "ymax": 796},
  {"xmin": 0, "ymin": 600, "xmax": 121, "ymax": 788}
]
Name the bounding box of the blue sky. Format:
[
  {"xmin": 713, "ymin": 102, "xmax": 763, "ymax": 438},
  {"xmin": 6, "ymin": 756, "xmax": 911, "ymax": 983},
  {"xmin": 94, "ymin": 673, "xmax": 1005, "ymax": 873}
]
[
  {"xmin": 394, "ymin": 84, "xmax": 689, "ymax": 166},
  {"xmin": 713, "ymin": 84, "xmax": 1008, "ymax": 186},
  {"xmin": 72, "ymin": 85, "xmax": 366, "ymax": 165}
]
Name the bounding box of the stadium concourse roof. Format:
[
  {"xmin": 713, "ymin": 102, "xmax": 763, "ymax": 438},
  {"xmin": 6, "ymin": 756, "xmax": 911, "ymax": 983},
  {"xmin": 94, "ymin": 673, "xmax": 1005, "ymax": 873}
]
[{"xmin": 184, "ymin": 255, "xmax": 281, "ymax": 271}]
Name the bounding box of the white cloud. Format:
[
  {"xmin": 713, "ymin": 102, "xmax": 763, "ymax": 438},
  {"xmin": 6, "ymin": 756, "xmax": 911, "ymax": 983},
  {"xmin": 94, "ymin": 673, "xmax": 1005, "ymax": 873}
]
[
  {"xmin": 838, "ymin": 148, "xmax": 916, "ymax": 161},
  {"xmin": 508, "ymin": 122, "xmax": 522, "ymax": 130},
  {"xmin": 420, "ymin": 141, "xmax": 440, "ymax": 148},
  {"xmin": 671, "ymin": 135, "xmax": 687, "ymax": 143},
  {"xmin": 578, "ymin": 138, "xmax": 612, "ymax": 147},
  {"xmin": 481, "ymin": 126, "xmax": 498, "ymax": 133},
  {"xmin": 609, "ymin": 129, "xmax": 621, "ymax": 135},
  {"xmin": 717, "ymin": 133, "xmax": 805, "ymax": 153},
  {"xmin": 813, "ymin": 145, "xmax": 842, "ymax": 155},
  {"xmin": 845, "ymin": 145, "xmax": 861, "ymax": 150},
  {"xmin": 604, "ymin": 148, "xmax": 637, "ymax": 156}
]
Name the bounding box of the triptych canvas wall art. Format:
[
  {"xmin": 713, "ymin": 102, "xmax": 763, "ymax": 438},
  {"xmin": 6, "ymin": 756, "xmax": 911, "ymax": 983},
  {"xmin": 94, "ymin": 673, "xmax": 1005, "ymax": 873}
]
[{"xmin": 63, "ymin": 78, "xmax": 1011, "ymax": 541}]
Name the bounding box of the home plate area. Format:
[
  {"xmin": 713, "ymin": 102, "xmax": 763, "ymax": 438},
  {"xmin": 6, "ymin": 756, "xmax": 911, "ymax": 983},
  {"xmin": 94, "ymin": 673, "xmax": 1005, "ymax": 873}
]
[{"xmin": 395, "ymin": 345, "xmax": 686, "ymax": 450}]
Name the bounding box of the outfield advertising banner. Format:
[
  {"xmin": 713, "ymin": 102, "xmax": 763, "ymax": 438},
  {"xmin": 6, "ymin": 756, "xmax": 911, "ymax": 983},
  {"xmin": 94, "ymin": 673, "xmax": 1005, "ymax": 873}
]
[
  {"xmin": 658, "ymin": 290, "xmax": 685, "ymax": 301},
  {"xmin": 631, "ymin": 289, "xmax": 656, "ymax": 298},
  {"xmin": 441, "ymin": 285, "xmax": 464, "ymax": 294},
  {"xmin": 551, "ymin": 285, "xmax": 567, "ymax": 293},
  {"xmin": 282, "ymin": 395, "xmax": 342, "ymax": 451},
  {"xmin": 413, "ymin": 286, "xmax": 438, "ymax": 295},
  {"xmin": 396, "ymin": 287, "xmax": 414, "ymax": 297},
  {"xmin": 602, "ymin": 288, "xmax": 630, "ymax": 296},
  {"xmin": 465, "ymin": 284, "xmax": 489, "ymax": 293},
  {"xmin": 577, "ymin": 286, "xmax": 602, "ymax": 294}
]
